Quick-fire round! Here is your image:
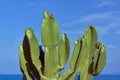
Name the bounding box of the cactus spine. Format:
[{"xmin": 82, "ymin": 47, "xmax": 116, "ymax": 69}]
[{"xmin": 18, "ymin": 12, "xmax": 106, "ymax": 80}]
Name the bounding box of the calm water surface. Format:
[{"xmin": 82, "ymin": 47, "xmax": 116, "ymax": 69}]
[{"xmin": 0, "ymin": 74, "xmax": 120, "ymax": 80}]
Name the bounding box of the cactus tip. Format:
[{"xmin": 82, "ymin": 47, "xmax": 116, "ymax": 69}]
[
  {"xmin": 62, "ymin": 34, "xmax": 67, "ymax": 41},
  {"xmin": 25, "ymin": 28, "xmax": 33, "ymax": 35},
  {"xmin": 44, "ymin": 11, "xmax": 53, "ymax": 19}
]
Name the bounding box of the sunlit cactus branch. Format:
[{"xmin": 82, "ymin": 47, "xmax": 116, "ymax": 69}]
[{"xmin": 18, "ymin": 12, "xmax": 106, "ymax": 80}]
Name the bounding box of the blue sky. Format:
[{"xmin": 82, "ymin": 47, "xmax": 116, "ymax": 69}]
[{"xmin": 0, "ymin": 0, "xmax": 120, "ymax": 74}]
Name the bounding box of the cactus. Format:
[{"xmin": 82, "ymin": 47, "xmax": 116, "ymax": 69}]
[{"xmin": 18, "ymin": 12, "xmax": 106, "ymax": 80}]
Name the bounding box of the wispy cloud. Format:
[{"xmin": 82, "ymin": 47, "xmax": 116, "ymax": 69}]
[
  {"xmin": 93, "ymin": 0, "xmax": 115, "ymax": 7},
  {"xmin": 62, "ymin": 11, "xmax": 120, "ymax": 35},
  {"xmin": 106, "ymin": 45, "xmax": 117, "ymax": 48},
  {"xmin": 96, "ymin": 20, "xmax": 120, "ymax": 35},
  {"xmin": 63, "ymin": 12, "xmax": 120, "ymax": 26}
]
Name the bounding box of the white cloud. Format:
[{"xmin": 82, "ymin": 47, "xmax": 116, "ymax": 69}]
[
  {"xmin": 78, "ymin": 12, "xmax": 116, "ymax": 23},
  {"xmin": 96, "ymin": 21, "xmax": 120, "ymax": 35},
  {"xmin": 62, "ymin": 11, "xmax": 120, "ymax": 35},
  {"xmin": 62, "ymin": 12, "xmax": 120, "ymax": 27},
  {"xmin": 93, "ymin": 0, "xmax": 115, "ymax": 7}
]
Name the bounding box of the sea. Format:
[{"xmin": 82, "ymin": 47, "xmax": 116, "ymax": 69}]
[{"xmin": 0, "ymin": 74, "xmax": 120, "ymax": 80}]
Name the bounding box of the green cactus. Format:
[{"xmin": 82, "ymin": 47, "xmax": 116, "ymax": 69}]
[{"xmin": 18, "ymin": 12, "xmax": 106, "ymax": 80}]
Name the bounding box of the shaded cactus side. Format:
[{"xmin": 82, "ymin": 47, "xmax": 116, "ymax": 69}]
[{"xmin": 18, "ymin": 12, "xmax": 106, "ymax": 80}]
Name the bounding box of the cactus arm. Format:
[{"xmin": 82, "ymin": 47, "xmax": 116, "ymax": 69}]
[
  {"xmin": 41, "ymin": 12, "xmax": 60, "ymax": 47},
  {"xmin": 59, "ymin": 39, "xmax": 82, "ymax": 80},
  {"xmin": 23, "ymin": 28, "xmax": 43, "ymax": 80},
  {"xmin": 58, "ymin": 34, "xmax": 70, "ymax": 69},
  {"xmin": 74, "ymin": 38, "xmax": 91, "ymax": 80},
  {"xmin": 80, "ymin": 58, "xmax": 91, "ymax": 80},
  {"xmin": 70, "ymin": 40, "xmax": 82, "ymax": 71},
  {"xmin": 41, "ymin": 12, "xmax": 60, "ymax": 79},
  {"xmin": 84, "ymin": 26, "xmax": 97, "ymax": 79},
  {"xmin": 43, "ymin": 47, "xmax": 59, "ymax": 79},
  {"xmin": 18, "ymin": 45, "xmax": 34, "ymax": 80},
  {"xmin": 93, "ymin": 42, "xmax": 106, "ymax": 75},
  {"xmin": 96, "ymin": 45, "xmax": 106, "ymax": 74},
  {"xmin": 83, "ymin": 26, "xmax": 98, "ymax": 58},
  {"xmin": 74, "ymin": 38, "xmax": 88, "ymax": 71},
  {"xmin": 73, "ymin": 38, "xmax": 91, "ymax": 80}
]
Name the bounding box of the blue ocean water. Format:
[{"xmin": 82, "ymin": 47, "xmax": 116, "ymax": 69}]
[{"xmin": 0, "ymin": 74, "xmax": 120, "ymax": 80}]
